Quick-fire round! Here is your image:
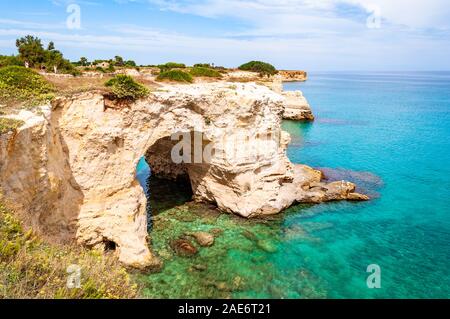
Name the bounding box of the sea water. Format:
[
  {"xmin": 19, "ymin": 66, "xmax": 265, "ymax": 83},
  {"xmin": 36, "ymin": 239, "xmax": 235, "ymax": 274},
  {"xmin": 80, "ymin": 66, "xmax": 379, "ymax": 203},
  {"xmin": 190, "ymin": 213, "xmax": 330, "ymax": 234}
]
[
  {"xmin": 138, "ymin": 72, "xmax": 450, "ymax": 298},
  {"xmin": 280, "ymin": 72, "xmax": 450, "ymax": 298}
]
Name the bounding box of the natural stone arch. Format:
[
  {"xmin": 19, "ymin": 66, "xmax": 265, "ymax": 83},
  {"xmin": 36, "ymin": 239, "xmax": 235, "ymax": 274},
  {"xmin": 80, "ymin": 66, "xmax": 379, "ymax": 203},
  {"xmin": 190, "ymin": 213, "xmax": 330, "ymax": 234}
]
[{"xmin": 0, "ymin": 82, "xmax": 368, "ymax": 269}]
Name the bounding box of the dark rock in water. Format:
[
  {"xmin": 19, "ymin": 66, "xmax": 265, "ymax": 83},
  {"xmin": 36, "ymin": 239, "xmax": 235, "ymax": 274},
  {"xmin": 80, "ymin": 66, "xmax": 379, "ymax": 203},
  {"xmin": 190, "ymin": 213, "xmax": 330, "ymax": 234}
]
[
  {"xmin": 242, "ymin": 230, "xmax": 258, "ymax": 242},
  {"xmin": 318, "ymin": 167, "xmax": 383, "ymax": 197},
  {"xmin": 170, "ymin": 238, "xmax": 198, "ymax": 257},
  {"xmin": 214, "ymin": 281, "xmax": 231, "ymax": 292},
  {"xmin": 190, "ymin": 264, "xmax": 208, "ymax": 272},
  {"xmin": 256, "ymin": 239, "xmax": 277, "ymax": 253},
  {"xmin": 210, "ymin": 228, "xmax": 223, "ymax": 236},
  {"xmin": 188, "ymin": 232, "xmax": 215, "ymax": 247}
]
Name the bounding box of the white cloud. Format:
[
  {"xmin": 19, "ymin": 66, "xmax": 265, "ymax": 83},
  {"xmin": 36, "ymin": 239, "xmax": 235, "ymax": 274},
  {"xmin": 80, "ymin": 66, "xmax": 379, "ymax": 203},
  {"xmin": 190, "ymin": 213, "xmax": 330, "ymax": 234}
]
[
  {"xmin": 1, "ymin": 1, "xmax": 449, "ymax": 70},
  {"xmin": 149, "ymin": 0, "xmax": 450, "ymax": 32}
]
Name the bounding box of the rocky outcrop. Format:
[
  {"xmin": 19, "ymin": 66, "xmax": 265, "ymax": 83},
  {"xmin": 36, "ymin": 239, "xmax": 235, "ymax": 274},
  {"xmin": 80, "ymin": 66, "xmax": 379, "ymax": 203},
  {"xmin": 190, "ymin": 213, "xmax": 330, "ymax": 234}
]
[
  {"xmin": 279, "ymin": 70, "xmax": 308, "ymax": 82},
  {"xmin": 188, "ymin": 232, "xmax": 215, "ymax": 247},
  {"xmin": 0, "ymin": 82, "xmax": 367, "ymax": 269},
  {"xmin": 281, "ymin": 91, "xmax": 314, "ymax": 121}
]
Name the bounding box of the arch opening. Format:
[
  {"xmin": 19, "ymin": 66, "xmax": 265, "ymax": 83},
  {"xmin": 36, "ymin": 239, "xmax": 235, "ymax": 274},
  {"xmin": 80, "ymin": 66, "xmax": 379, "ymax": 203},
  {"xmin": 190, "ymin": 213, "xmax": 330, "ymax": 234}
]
[{"xmin": 136, "ymin": 131, "xmax": 212, "ymax": 232}]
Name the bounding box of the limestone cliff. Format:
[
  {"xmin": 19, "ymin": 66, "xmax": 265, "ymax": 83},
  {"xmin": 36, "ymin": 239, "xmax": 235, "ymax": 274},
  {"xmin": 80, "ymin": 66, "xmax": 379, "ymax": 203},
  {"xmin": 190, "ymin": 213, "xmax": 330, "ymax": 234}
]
[
  {"xmin": 279, "ymin": 70, "xmax": 308, "ymax": 82},
  {"xmin": 0, "ymin": 82, "xmax": 367, "ymax": 268},
  {"xmin": 282, "ymin": 91, "xmax": 315, "ymax": 121}
]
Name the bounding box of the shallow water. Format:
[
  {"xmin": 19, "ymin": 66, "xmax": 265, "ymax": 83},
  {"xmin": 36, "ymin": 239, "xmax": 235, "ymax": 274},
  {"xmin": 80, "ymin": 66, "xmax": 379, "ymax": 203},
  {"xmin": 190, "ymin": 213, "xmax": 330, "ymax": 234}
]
[{"xmin": 137, "ymin": 72, "xmax": 450, "ymax": 298}]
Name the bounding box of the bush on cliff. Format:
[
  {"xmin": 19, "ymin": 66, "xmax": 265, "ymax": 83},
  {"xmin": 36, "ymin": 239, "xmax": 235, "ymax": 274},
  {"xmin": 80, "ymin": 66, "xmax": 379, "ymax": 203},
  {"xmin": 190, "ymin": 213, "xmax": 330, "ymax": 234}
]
[
  {"xmin": 193, "ymin": 63, "xmax": 212, "ymax": 68},
  {"xmin": 0, "ymin": 118, "xmax": 24, "ymax": 135},
  {"xmin": 189, "ymin": 67, "xmax": 222, "ymax": 78},
  {"xmin": 0, "ymin": 199, "xmax": 139, "ymax": 299},
  {"xmin": 156, "ymin": 70, "xmax": 193, "ymax": 83},
  {"xmin": 0, "ymin": 66, "xmax": 55, "ymax": 107},
  {"xmin": 157, "ymin": 62, "xmax": 186, "ymax": 72},
  {"xmin": 104, "ymin": 74, "xmax": 149, "ymax": 100},
  {"xmin": 238, "ymin": 61, "xmax": 277, "ymax": 76}
]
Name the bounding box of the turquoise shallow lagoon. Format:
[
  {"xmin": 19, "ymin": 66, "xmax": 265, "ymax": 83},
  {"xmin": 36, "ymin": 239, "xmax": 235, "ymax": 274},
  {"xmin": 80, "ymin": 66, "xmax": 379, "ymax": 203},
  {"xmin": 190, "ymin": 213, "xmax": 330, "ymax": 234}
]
[{"xmin": 138, "ymin": 72, "xmax": 450, "ymax": 299}]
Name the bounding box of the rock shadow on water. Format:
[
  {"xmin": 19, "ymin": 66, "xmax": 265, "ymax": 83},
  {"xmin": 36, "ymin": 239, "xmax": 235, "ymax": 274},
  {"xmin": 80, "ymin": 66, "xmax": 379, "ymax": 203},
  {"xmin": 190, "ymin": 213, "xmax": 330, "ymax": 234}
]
[{"xmin": 317, "ymin": 167, "xmax": 384, "ymax": 198}]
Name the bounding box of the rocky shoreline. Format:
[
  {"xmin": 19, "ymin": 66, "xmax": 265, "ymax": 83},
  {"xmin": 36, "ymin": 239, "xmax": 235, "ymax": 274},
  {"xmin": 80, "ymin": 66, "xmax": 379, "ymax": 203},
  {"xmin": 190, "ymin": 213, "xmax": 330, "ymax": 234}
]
[{"xmin": 0, "ymin": 76, "xmax": 368, "ymax": 269}]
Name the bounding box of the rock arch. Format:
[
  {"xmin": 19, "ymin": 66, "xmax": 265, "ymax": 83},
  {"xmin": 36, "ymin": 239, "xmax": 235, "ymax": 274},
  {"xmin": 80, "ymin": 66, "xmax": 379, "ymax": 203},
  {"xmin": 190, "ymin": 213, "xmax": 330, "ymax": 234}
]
[{"xmin": 0, "ymin": 82, "xmax": 368, "ymax": 269}]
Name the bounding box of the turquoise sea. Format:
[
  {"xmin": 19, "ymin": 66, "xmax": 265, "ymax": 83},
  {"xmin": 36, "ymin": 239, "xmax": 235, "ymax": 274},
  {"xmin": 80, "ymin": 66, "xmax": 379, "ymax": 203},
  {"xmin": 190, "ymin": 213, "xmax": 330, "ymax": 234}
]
[{"xmin": 137, "ymin": 72, "xmax": 450, "ymax": 299}]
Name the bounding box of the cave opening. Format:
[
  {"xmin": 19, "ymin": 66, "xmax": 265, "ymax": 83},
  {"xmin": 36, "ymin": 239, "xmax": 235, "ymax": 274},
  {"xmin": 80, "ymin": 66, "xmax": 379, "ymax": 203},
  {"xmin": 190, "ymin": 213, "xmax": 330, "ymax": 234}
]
[
  {"xmin": 103, "ymin": 239, "xmax": 117, "ymax": 252},
  {"xmin": 136, "ymin": 133, "xmax": 209, "ymax": 232}
]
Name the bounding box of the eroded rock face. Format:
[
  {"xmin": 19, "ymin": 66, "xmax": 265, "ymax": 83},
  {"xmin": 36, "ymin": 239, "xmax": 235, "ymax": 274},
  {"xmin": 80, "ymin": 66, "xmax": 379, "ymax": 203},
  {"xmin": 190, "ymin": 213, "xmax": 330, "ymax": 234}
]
[
  {"xmin": 282, "ymin": 91, "xmax": 314, "ymax": 121},
  {"xmin": 279, "ymin": 70, "xmax": 308, "ymax": 82},
  {"xmin": 0, "ymin": 82, "xmax": 367, "ymax": 268}
]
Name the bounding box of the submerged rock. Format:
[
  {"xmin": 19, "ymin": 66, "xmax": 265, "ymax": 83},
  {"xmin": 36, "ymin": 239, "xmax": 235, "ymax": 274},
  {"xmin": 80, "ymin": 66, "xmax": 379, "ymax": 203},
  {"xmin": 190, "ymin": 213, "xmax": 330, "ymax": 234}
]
[
  {"xmin": 170, "ymin": 238, "xmax": 198, "ymax": 257},
  {"xmin": 256, "ymin": 239, "xmax": 278, "ymax": 253},
  {"xmin": 190, "ymin": 264, "xmax": 208, "ymax": 272},
  {"xmin": 242, "ymin": 230, "xmax": 258, "ymax": 242},
  {"xmin": 187, "ymin": 232, "xmax": 215, "ymax": 247}
]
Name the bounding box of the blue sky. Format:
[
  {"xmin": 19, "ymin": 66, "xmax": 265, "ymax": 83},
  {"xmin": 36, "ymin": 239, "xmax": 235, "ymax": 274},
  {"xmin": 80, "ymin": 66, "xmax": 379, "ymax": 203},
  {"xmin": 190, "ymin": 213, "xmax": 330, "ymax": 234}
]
[{"xmin": 0, "ymin": 0, "xmax": 449, "ymax": 71}]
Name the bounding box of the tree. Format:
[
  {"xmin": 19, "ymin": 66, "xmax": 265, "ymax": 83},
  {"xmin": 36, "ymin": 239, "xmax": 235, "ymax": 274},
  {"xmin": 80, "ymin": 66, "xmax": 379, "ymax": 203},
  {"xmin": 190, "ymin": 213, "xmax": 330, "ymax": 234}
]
[
  {"xmin": 238, "ymin": 61, "xmax": 277, "ymax": 77},
  {"xmin": 78, "ymin": 57, "xmax": 89, "ymax": 67},
  {"xmin": 125, "ymin": 60, "xmax": 136, "ymax": 67},
  {"xmin": 15, "ymin": 35, "xmax": 75, "ymax": 74},
  {"xmin": 47, "ymin": 41, "xmax": 55, "ymax": 51},
  {"xmin": 15, "ymin": 35, "xmax": 45, "ymax": 67},
  {"xmin": 114, "ymin": 55, "xmax": 124, "ymax": 67}
]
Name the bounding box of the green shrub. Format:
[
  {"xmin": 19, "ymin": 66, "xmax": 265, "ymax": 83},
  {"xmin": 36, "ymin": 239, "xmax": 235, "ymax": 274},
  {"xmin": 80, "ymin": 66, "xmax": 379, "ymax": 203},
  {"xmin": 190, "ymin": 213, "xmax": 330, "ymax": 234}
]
[
  {"xmin": 70, "ymin": 68, "xmax": 82, "ymax": 77},
  {"xmin": 106, "ymin": 64, "xmax": 116, "ymax": 73},
  {"xmin": 189, "ymin": 67, "xmax": 222, "ymax": 78},
  {"xmin": 0, "ymin": 66, "xmax": 55, "ymax": 107},
  {"xmin": 156, "ymin": 70, "xmax": 193, "ymax": 83},
  {"xmin": 0, "ymin": 55, "xmax": 23, "ymax": 68},
  {"xmin": 238, "ymin": 61, "xmax": 277, "ymax": 76},
  {"xmin": 95, "ymin": 66, "xmax": 106, "ymax": 73},
  {"xmin": 105, "ymin": 74, "xmax": 149, "ymax": 100},
  {"xmin": 157, "ymin": 62, "xmax": 186, "ymax": 72},
  {"xmin": 193, "ymin": 63, "xmax": 212, "ymax": 68},
  {"xmin": 0, "ymin": 118, "xmax": 24, "ymax": 135}
]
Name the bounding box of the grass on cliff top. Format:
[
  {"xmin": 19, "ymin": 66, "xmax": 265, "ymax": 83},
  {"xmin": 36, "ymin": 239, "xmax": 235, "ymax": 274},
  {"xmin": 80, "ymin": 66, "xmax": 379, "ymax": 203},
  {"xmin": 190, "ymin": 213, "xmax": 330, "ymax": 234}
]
[
  {"xmin": 189, "ymin": 67, "xmax": 222, "ymax": 78},
  {"xmin": 0, "ymin": 118, "xmax": 24, "ymax": 135},
  {"xmin": 238, "ymin": 61, "xmax": 278, "ymax": 77},
  {"xmin": 156, "ymin": 70, "xmax": 193, "ymax": 83},
  {"xmin": 0, "ymin": 66, "xmax": 55, "ymax": 110},
  {"xmin": 0, "ymin": 199, "xmax": 139, "ymax": 299},
  {"xmin": 104, "ymin": 74, "xmax": 150, "ymax": 100}
]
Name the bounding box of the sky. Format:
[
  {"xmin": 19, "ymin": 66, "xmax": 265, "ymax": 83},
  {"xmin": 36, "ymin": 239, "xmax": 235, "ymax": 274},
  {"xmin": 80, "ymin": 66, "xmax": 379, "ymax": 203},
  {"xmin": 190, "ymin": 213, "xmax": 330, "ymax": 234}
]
[{"xmin": 0, "ymin": 0, "xmax": 449, "ymax": 71}]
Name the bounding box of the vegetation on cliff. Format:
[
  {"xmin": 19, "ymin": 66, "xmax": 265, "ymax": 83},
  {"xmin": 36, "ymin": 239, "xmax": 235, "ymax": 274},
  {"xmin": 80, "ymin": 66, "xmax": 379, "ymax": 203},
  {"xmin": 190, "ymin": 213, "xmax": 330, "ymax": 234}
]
[
  {"xmin": 0, "ymin": 199, "xmax": 139, "ymax": 299},
  {"xmin": 238, "ymin": 61, "xmax": 277, "ymax": 76},
  {"xmin": 0, "ymin": 118, "xmax": 25, "ymax": 135},
  {"xmin": 104, "ymin": 74, "xmax": 149, "ymax": 100},
  {"xmin": 0, "ymin": 66, "xmax": 55, "ymax": 108},
  {"xmin": 157, "ymin": 62, "xmax": 186, "ymax": 72},
  {"xmin": 190, "ymin": 66, "xmax": 222, "ymax": 78},
  {"xmin": 156, "ymin": 69, "xmax": 193, "ymax": 83}
]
